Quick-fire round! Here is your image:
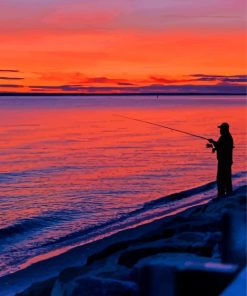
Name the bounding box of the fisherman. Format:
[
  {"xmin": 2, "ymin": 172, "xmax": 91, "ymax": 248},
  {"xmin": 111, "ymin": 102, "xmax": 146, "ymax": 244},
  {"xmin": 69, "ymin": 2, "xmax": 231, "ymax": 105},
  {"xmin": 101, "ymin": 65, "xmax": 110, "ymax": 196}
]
[
  {"xmin": 208, "ymin": 122, "xmax": 234, "ymax": 197},
  {"xmin": 116, "ymin": 114, "xmax": 234, "ymax": 197}
]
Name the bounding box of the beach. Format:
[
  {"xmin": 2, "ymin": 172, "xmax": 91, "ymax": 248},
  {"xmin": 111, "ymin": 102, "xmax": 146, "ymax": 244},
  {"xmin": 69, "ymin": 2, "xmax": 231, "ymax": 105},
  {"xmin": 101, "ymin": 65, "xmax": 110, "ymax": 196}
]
[{"xmin": 0, "ymin": 182, "xmax": 245, "ymax": 295}]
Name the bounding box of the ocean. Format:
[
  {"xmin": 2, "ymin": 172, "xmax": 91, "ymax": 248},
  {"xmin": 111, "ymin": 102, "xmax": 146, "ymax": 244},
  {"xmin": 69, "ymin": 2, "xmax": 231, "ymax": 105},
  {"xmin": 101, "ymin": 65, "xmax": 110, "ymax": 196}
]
[{"xmin": 0, "ymin": 95, "xmax": 246, "ymax": 277}]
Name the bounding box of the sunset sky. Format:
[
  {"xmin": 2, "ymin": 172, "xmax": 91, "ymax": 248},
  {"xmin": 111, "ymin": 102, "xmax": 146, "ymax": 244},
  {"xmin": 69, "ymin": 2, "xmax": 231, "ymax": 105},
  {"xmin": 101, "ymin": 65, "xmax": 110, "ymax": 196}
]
[{"xmin": 1, "ymin": 0, "xmax": 246, "ymax": 93}]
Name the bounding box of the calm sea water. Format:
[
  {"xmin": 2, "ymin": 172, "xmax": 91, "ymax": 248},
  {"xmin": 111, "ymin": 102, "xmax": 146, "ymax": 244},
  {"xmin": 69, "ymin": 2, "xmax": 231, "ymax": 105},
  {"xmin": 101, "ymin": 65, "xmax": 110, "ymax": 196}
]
[{"xmin": 0, "ymin": 95, "xmax": 246, "ymax": 276}]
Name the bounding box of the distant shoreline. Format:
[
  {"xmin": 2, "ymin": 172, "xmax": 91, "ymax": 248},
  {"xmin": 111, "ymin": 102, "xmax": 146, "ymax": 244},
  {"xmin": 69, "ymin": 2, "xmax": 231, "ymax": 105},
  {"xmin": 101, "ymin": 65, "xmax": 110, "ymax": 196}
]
[{"xmin": 0, "ymin": 92, "xmax": 246, "ymax": 97}]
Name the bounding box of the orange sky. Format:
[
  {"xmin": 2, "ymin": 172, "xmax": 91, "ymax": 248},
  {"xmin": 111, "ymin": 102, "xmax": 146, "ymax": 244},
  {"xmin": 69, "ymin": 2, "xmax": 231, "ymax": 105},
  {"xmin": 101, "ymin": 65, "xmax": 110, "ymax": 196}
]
[{"xmin": 0, "ymin": 0, "xmax": 246, "ymax": 93}]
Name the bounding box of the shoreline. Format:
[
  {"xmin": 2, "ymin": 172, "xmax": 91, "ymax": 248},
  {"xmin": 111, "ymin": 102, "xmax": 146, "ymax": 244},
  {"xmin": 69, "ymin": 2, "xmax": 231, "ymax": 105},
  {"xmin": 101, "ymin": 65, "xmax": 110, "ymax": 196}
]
[
  {"xmin": 1, "ymin": 182, "xmax": 246, "ymax": 296},
  {"xmin": 0, "ymin": 92, "xmax": 246, "ymax": 96},
  {"xmin": 0, "ymin": 179, "xmax": 217, "ymax": 278},
  {"xmin": 2, "ymin": 171, "xmax": 245, "ymax": 280},
  {"xmin": 0, "ymin": 186, "xmax": 215, "ymax": 295}
]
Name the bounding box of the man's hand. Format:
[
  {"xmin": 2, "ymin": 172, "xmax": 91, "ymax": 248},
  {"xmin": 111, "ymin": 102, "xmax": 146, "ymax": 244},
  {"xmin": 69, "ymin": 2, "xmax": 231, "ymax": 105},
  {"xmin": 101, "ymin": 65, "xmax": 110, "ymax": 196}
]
[{"xmin": 208, "ymin": 138, "xmax": 214, "ymax": 143}]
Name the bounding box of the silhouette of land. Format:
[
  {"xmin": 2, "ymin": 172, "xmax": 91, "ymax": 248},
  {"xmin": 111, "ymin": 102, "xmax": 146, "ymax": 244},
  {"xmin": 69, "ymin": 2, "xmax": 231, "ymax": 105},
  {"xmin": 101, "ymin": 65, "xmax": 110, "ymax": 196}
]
[{"xmin": 0, "ymin": 92, "xmax": 246, "ymax": 96}]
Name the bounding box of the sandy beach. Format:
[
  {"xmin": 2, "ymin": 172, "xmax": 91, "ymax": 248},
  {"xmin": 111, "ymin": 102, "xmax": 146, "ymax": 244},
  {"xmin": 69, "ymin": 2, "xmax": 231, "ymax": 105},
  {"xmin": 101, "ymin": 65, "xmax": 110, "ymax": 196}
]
[{"xmin": 1, "ymin": 183, "xmax": 245, "ymax": 296}]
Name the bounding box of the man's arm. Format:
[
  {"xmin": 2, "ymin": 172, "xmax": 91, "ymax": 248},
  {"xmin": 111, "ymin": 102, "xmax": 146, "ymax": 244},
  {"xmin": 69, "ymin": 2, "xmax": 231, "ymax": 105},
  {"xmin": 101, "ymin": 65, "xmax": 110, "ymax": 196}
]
[
  {"xmin": 208, "ymin": 138, "xmax": 219, "ymax": 153},
  {"xmin": 208, "ymin": 138, "xmax": 218, "ymax": 147}
]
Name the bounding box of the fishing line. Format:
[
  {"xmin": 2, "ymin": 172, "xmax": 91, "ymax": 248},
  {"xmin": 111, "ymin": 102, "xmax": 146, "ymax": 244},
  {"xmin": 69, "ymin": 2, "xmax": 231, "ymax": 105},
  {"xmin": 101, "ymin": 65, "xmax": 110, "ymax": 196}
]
[{"xmin": 114, "ymin": 114, "xmax": 208, "ymax": 141}]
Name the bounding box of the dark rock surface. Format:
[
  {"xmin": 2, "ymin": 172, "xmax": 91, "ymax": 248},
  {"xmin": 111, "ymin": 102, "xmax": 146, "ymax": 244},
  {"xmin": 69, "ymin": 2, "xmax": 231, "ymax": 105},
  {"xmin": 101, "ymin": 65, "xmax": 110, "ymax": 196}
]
[{"xmin": 16, "ymin": 185, "xmax": 246, "ymax": 296}]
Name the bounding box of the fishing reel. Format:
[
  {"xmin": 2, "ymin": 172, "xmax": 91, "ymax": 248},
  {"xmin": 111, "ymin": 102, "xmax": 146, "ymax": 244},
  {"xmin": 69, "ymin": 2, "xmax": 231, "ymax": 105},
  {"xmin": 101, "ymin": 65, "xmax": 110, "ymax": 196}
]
[{"xmin": 206, "ymin": 143, "xmax": 216, "ymax": 153}]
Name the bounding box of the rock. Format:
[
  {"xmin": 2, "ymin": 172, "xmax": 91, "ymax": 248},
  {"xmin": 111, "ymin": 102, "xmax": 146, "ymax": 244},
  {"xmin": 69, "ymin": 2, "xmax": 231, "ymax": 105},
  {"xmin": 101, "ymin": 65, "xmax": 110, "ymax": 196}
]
[
  {"xmin": 174, "ymin": 216, "xmax": 220, "ymax": 233},
  {"xmin": 16, "ymin": 186, "xmax": 247, "ymax": 296},
  {"xmin": 220, "ymin": 267, "xmax": 247, "ymax": 296},
  {"xmin": 51, "ymin": 251, "xmax": 132, "ymax": 296},
  {"xmin": 131, "ymin": 253, "xmax": 238, "ymax": 296},
  {"xmin": 176, "ymin": 263, "xmax": 238, "ymax": 296},
  {"xmin": 63, "ymin": 276, "xmax": 138, "ymax": 296},
  {"xmin": 221, "ymin": 210, "xmax": 247, "ymax": 267},
  {"xmin": 118, "ymin": 231, "xmax": 220, "ymax": 267},
  {"xmin": 86, "ymin": 241, "xmax": 130, "ymax": 265},
  {"xmin": 16, "ymin": 277, "xmax": 55, "ymax": 296}
]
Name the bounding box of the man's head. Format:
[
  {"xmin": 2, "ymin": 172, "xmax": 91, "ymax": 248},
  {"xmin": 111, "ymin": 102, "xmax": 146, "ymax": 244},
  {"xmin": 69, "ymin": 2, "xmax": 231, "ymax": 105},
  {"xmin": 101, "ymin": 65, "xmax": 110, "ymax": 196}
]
[{"xmin": 218, "ymin": 122, "xmax": 230, "ymax": 135}]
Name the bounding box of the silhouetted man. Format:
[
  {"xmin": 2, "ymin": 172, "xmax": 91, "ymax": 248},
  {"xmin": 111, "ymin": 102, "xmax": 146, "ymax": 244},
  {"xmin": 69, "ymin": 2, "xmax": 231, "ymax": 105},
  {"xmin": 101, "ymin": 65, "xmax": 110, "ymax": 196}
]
[{"xmin": 208, "ymin": 122, "xmax": 234, "ymax": 197}]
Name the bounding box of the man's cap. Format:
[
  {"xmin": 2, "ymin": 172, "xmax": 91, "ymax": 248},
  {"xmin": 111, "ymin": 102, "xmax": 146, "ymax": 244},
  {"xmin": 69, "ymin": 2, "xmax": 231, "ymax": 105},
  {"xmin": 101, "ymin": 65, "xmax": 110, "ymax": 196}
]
[{"xmin": 218, "ymin": 122, "xmax": 229, "ymax": 129}]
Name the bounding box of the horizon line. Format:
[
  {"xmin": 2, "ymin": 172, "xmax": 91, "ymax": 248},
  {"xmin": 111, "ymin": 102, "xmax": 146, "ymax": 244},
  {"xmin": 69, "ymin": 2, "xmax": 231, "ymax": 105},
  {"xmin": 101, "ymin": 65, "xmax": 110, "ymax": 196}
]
[{"xmin": 0, "ymin": 92, "xmax": 246, "ymax": 97}]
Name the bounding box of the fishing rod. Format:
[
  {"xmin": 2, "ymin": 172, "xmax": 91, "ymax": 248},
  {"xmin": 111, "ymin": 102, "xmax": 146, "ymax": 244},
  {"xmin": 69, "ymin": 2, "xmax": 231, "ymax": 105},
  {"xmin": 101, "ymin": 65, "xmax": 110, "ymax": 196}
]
[{"xmin": 114, "ymin": 114, "xmax": 209, "ymax": 141}]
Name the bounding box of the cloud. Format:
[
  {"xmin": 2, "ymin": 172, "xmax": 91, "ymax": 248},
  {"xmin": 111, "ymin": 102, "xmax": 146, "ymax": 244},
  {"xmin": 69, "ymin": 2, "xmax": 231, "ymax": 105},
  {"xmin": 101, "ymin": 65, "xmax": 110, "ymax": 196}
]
[
  {"xmin": 83, "ymin": 77, "xmax": 136, "ymax": 85},
  {"xmin": 0, "ymin": 76, "xmax": 24, "ymax": 80},
  {"xmin": 117, "ymin": 82, "xmax": 136, "ymax": 86},
  {"xmin": 0, "ymin": 84, "xmax": 24, "ymax": 88},
  {"xmin": 223, "ymin": 77, "xmax": 247, "ymax": 83},
  {"xmin": 84, "ymin": 77, "xmax": 118, "ymax": 83},
  {"xmin": 151, "ymin": 74, "xmax": 247, "ymax": 84},
  {"xmin": 150, "ymin": 76, "xmax": 195, "ymax": 84},
  {"xmin": 29, "ymin": 82, "xmax": 246, "ymax": 94},
  {"xmin": 140, "ymin": 83, "xmax": 246, "ymax": 94},
  {"xmin": 1, "ymin": 0, "xmax": 244, "ymax": 34},
  {"xmin": 34, "ymin": 72, "xmax": 137, "ymax": 86},
  {"xmin": 35, "ymin": 72, "xmax": 247, "ymax": 88},
  {"xmin": 30, "ymin": 85, "xmax": 86, "ymax": 91},
  {"xmin": 30, "ymin": 84, "xmax": 138, "ymax": 92},
  {"xmin": 0, "ymin": 69, "xmax": 20, "ymax": 72},
  {"xmin": 191, "ymin": 74, "xmax": 247, "ymax": 83}
]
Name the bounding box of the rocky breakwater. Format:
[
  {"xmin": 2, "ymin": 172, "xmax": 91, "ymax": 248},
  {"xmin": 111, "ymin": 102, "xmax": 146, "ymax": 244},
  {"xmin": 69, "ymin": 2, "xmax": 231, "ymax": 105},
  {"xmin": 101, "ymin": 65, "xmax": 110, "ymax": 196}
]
[{"xmin": 18, "ymin": 185, "xmax": 246, "ymax": 296}]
